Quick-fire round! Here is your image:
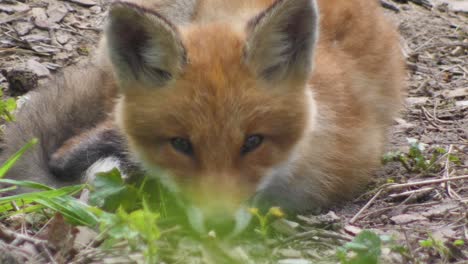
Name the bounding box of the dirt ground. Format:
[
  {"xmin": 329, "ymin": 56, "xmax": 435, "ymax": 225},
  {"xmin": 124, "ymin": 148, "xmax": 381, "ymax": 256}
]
[{"xmin": 0, "ymin": 0, "xmax": 467, "ymax": 263}]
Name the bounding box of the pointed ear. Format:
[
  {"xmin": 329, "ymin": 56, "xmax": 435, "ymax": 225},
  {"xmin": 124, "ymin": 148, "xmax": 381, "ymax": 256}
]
[
  {"xmin": 244, "ymin": 0, "xmax": 318, "ymax": 85},
  {"xmin": 105, "ymin": 2, "xmax": 186, "ymax": 88}
]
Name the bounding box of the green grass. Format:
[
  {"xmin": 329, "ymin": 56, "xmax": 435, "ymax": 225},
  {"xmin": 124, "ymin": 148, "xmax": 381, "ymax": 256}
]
[
  {"xmin": 0, "ymin": 89, "xmax": 17, "ymax": 123},
  {"xmin": 383, "ymin": 138, "xmax": 461, "ymax": 173},
  {"xmin": 0, "ymin": 140, "xmax": 406, "ymax": 263}
]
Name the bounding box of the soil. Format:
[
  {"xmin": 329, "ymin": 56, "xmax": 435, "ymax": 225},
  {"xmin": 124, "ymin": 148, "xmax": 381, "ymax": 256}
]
[{"xmin": 0, "ymin": 0, "xmax": 467, "ymax": 263}]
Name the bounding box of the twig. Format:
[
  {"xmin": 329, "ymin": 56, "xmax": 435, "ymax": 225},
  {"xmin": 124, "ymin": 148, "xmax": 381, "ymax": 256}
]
[
  {"xmin": 401, "ymin": 226, "xmax": 416, "ymax": 260},
  {"xmin": 412, "ymin": 36, "xmax": 436, "ymax": 53},
  {"xmin": 10, "ymin": 232, "xmax": 48, "ymax": 247},
  {"xmin": 381, "ymin": 0, "xmax": 400, "ymax": 12},
  {"xmin": 349, "ymin": 188, "xmax": 384, "ymax": 224},
  {"xmin": 358, "ymin": 201, "xmax": 442, "ymax": 221},
  {"xmin": 408, "ymin": 0, "xmax": 432, "ymax": 9},
  {"xmin": 349, "ymin": 175, "xmax": 468, "ymax": 223},
  {"xmin": 443, "ymin": 145, "xmax": 453, "ymax": 197},
  {"xmin": 41, "ymin": 243, "xmax": 58, "ymax": 264},
  {"xmin": 386, "ymin": 175, "xmax": 468, "ymax": 191},
  {"xmin": 415, "ymin": 42, "xmax": 468, "ymax": 53},
  {"xmin": 279, "ymin": 228, "xmax": 352, "ymax": 245},
  {"xmin": 389, "ymin": 186, "xmax": 434, "ymax": 199}
]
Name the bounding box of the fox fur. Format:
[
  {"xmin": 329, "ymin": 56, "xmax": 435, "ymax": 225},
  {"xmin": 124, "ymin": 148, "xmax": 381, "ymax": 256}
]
[{"xmin": 0, "ymin": 0, "xmax": 405, "ymax": 214}]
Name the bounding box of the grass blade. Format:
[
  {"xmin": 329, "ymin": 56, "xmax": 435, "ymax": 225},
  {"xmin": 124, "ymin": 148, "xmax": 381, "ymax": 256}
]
[
  {"xmin": 0, "ymin": 138, "xmax": 38, "ymax": 179},
  {"xmin": 34, "ymin": 196, "xmax": 99, "ymax": 226},
  {"xmin": 0, "ymin": 185, "xmax": 83, "ymax": 204},
  {"xmin": 0, "ymin": 179, "xmax": 53, "ymax": 191}
]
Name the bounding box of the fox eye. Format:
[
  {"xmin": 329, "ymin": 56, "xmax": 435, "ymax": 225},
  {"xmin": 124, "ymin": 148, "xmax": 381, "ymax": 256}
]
[
  {"xmin": 170, "ymin": 137, "xmax": 193, "ymax": 156},
  {"xmin": 241, "ymin": 134, "xmax": 264, "ymax": 155}
]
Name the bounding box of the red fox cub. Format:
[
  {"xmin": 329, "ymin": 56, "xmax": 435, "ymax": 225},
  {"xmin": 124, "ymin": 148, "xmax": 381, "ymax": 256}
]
[{"xmin": 1, "ymin": 0, "xmax": 404, "ymax": 216}]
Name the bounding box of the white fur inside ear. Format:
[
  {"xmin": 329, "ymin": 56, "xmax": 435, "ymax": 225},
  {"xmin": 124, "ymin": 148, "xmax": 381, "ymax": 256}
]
[
  {"xmin": 245, "ymin": 0, "xmax": 319, "ymax": 83},
  {"xmin": 106, "ymin": 4, "xmax": 185, "ymax": 87},
  {"xmin": 84, "ymin": 157, "xmax": 125, "ymax": 183}
]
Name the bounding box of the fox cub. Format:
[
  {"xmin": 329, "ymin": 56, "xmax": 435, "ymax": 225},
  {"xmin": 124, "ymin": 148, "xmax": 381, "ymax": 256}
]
[{"xmin": 0, "ymin": 0, "xmax": 404, "ymax": 216}]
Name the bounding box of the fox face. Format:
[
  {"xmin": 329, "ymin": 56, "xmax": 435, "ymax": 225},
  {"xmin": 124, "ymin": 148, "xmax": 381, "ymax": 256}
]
[{"xmin": 105, "ymin": 0, "xmax": 318, "ymax": 215}]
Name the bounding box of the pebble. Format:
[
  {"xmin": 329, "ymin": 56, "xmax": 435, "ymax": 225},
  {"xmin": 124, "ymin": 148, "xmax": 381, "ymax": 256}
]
[
  {"xmin": 26, "ymin": 59, "xmax": 50, "ymax": 77},
  {"xmin": 278, "ymin": 249, "xmax": 302, "ymax": 258},
  {"xmin": 13, "ymin": 21, "xmax": 34, "ymax": 36},
  {"xmin": 66, "ymin": 0, "xmax": 97, "ymax": 7},
  {"xmin": 278, "ymin": 259, "xmax": 312, "ymax": 264},
  {"xmin": 47, "ymin": 2, "xmax": 68, "ymax": 23},
  {"xmin": 0, "ymin": 2, "xmax": 30, "ymax": 14}
]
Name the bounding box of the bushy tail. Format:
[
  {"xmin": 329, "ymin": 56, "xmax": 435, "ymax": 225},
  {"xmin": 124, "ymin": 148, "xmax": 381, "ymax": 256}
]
[{"xmin": 0, "ymin": 62, "xmax": 117, "ymax": 189}]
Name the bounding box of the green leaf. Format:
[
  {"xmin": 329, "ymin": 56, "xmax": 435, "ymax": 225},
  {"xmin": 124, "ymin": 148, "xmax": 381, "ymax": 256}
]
[
  {"xmin": 453, "ymin": 240, "xmax": 464, "ymax": 247},
  {"xmin": 382, "ymin": 151, "xmax": 401, "ymax": 164},
  {"xmin": 0, "ymin": 138, "xmax": 38, "ymax": 179},
  {"xmin": 4, "ymin": 98, "xmax": 16, "ymax": 112},
  {"xmin": 340, "ymin": 230, "xmax": 382, "ymax": 264},
  {"xmin": 419, "ymin": 239, "xmax": 433, "ymax": 247},
  {"xmin": 89, "ymin": 168, "xmax": 139, "ymax": 212},
  {"xmin": 448, "ymin": 154, "xmax": 461, "ymax": 165}
]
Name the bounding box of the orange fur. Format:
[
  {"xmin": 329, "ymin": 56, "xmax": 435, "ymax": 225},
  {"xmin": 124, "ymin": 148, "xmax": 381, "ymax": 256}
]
[{"xmin": 103, "ymin": 0, "xmax": 404, "ymax": 213}]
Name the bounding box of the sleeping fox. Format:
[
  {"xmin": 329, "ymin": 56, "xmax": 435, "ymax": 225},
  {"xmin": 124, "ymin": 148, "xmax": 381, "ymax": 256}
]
[{"xmin": 0, "ymin": 0, "xmax": 404, "ymax": 218}]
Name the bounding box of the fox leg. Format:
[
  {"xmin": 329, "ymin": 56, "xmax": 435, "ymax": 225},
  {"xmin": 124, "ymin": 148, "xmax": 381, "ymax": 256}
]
[{"xmin": 48, "ymin": 119, "xmax": 129, "ymax": 181}]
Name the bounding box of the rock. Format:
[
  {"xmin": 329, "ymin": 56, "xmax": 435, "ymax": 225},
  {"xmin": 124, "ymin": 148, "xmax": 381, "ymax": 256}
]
[
  {"xmin": 31, "ymin": 45, "xmax": 60, "ymax": 54},
  {"xmin": 405, "ymin": 97, "xmax": 428, "ymax": 105},
  {"xmin": 65, "ymin": 0, "xmax": 97, "ymax": 7},
  {"xmin": 449, "ymin": 1, "xmax": 468, "ymax": 13},
  {"xmin": 271, "ymin": 219, "xmax": 300, "ymax": 236},
  {"xmin": 2, "ymin": 69, "xmax": 38, "ymax": 95},
  {"xmin": 47, "ymin": 2, "xmax": 68, "ymax": 23},
  {"xmin": 13, "ymin": 21, "xmax": 34, "ymax": 36},
  {"xmin": 56, "ymin": 32, "xmax": 71, "ymax": 44},
  {"xmin": 390, "ymin": 214, "xmax": 428, "ymax": 225},
  {"xmin": 89, "ymin": 6, "xmax": 102, "ymax": 14},
  {"xmin": 278, "ymin": 259, "xmax": 312, "ymax": 264},
  {"xmin": 455, "ymin": 100, "xmax": 468, "ymax": 107},
  {"xmin": 278, "ymin": 249, "xmax": 302, "ymax": 258},
  {"xmin": 32, "ymin": 7, "xmax": 54, "ymax": 29},
  {"xmin": 74, "ymin": 226, "xmax": 98, "ymax": 251},
  {"xmin": 344, "ymin": 225, "xmax": 362, "ymax": 236},
  {"xmin": 450, "ymin": 46, "xmax": 464, "ymax": 56},
  {"xmin": 0, "ymin": 2, "xmax": 30, "ymax": 14},
  {"xmin": 43, "ymin": 62, "xmax": 61, "ymax": 71},
  {"xmin": 54, "ymin": 52, "xmax": 72, "ymax": 61},
  {"xmin": 297, "ymin": 211, "xmax": 341, "ymax": 227},
  {"xmin": 21, "ymin": 33, "xmax": 50, "ymax": 43},
  {"xmin": 422, "ymin": 201, "xmax": 459, "ymax": 218},
  {"xmin": 26, "ymin": 59, "xmax": 50, "ymax": 77},
  {"xmin": 440, "ymin": 87, "xmax": 468, "ymax": 99}
]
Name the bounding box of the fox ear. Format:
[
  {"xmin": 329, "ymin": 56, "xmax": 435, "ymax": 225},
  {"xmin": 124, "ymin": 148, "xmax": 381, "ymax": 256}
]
[
  {"xmin": 245, "ymin": 0, "xmax": 318, "ymax": 85},
  {"xmin": 105, "ymin": 2, "xmax": 186, "ymax": 88}
]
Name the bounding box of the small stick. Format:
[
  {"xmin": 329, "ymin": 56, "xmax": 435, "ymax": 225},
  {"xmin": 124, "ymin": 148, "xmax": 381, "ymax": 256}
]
[
  {"xmin": 415, "ymin": 42, "xmax": 468, "ymax": 53},
  {"xmin": 349, "ymin": 175, "xmax": 468, "ymax": 223},
  {"xmin": 401, "ymin": 226, "xmax": 416, "ymax": 260},
  {"xmin": 41, "ymin": 243, "xmax": 58, "ymax": 264},
  {"xmin": 380, "ymin": 0, "xmax": 400, "ymax": 12},
  {"xmin": 389, "ymin": 186, "xmax": 434, "ymax": 199},
  {"xmin": 349, "ymin": 188, "xmax": 384, "ymax": 224},
  {"xmin": 443, "ymin": 145, "xmax": 453, "ymax": 197},
  {"xmin": 386, "ymin": 175, "xmax": 468, "ymax": 190},
  {"xmin": 280, "ymin": 228, "xmax": 352, "ymax": 245}
]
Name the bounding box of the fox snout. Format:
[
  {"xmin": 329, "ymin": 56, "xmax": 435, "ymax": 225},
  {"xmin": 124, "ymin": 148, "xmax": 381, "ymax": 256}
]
[{"xmin": 170, "ymin": 172, "xmax": 256, "ymax": 235}]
